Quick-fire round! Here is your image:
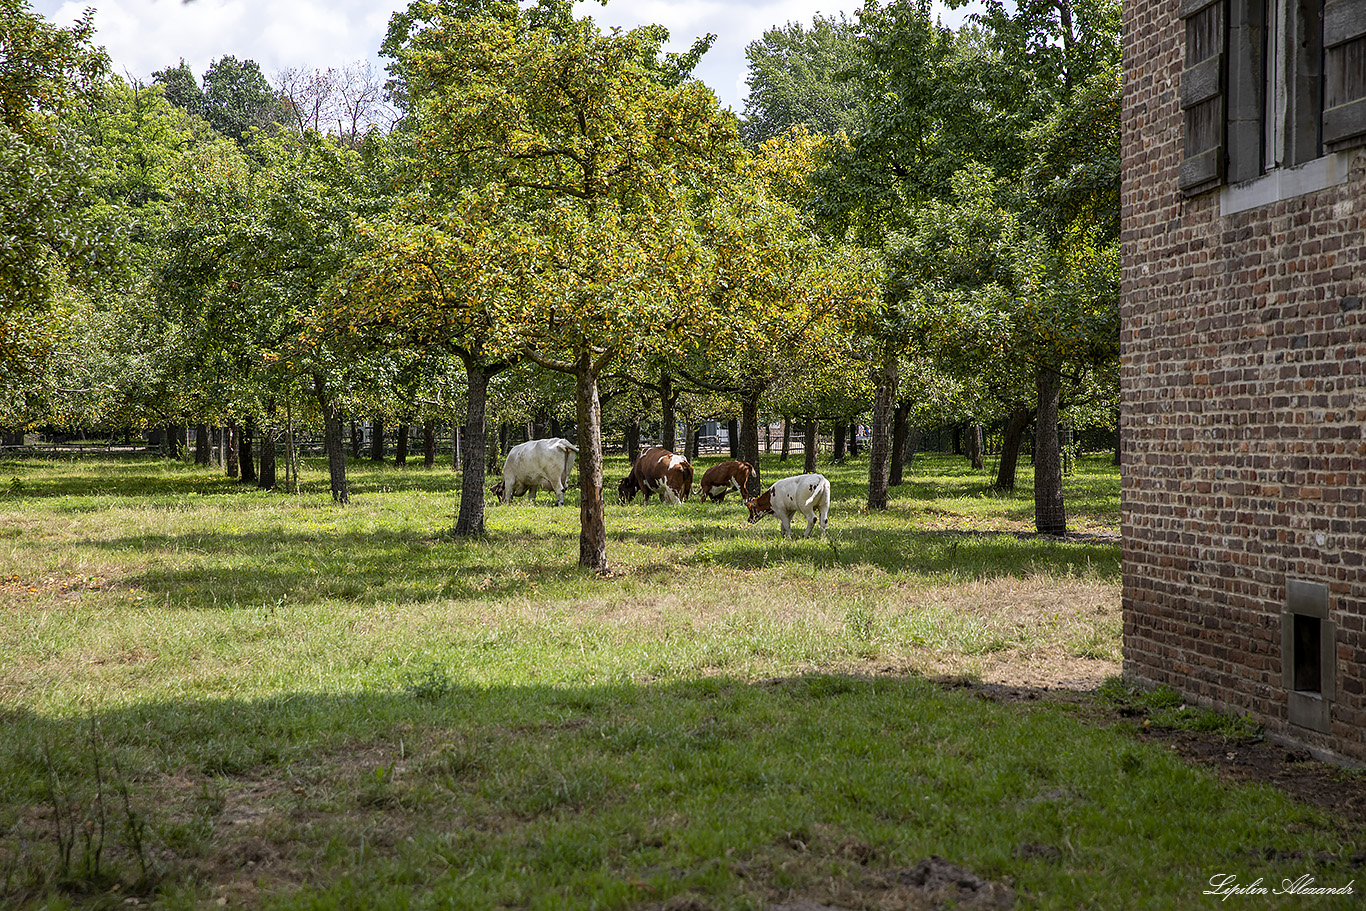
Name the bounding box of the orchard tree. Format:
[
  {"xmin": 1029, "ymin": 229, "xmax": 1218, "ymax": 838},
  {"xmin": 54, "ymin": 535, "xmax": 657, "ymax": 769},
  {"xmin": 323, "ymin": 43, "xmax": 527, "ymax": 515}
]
[
  {"xmin": 331, "ymin": 193, "xmax": 535, "ymax": 535},
  {"xmin": 386, "ymin": 0, "xmax": 737, "ymax": 570},
  {"xmin": 887, "ymin": 166, "xmax": 1116, "ymax": 533},
  {"xmin": 160, "ymin": 131, "xmax": 377, "ymax": 498}
]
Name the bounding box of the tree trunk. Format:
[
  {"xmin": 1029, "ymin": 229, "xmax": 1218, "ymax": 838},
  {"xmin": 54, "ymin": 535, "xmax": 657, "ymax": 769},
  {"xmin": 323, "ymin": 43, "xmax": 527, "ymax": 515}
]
[
  {"xmin": 424, "ymin": 420, "xmax": 436, "ymax": 468},
  {"xmin": 966, "ymin": 422, "xmax": 984, "ymax": 470},
  {"xmin": 258, "ymin": 429, "xmax": 277, "ymax": 490},
  {"xmin": 575, "ymin": 355, "xmax": 608, "ymax": 571},
  {"xmin": 804, "ymin": 419, "xmax": 818, "ymax": 473},
  {"xmin": 686, "ymin": 423, "xmax": 698, "ymax": 460},
  {"xmin": 993, "ymin": 407, "xmax": 1032, "ymax": 492},
  {"xmin": 868, "ymin": 350, "xmax": 897, "ymax": 510},
  {"xmin": 1034, "ymin": 368, "xmax": 1067, "ymax": 535},
  {"xmin": 455, "ymin": 363, "xmax": 492, "ymax": 537},
  {"xmin": 350, "ymin": 421, "xmax": 361, "ymax": 459},
  {"xmin": 625, "ymin": 417, "xmax": 641, "ymax": 461},
  {"xmin": 952, "ymin": 425, "xmax": 963, "ymax": 455},
  {"xmin": 660, "ymin": 370, "xmax": 677, "ymax": 452},
  {"xmin": 727, "ymin": 418, "xmax": 739, "ymax": 459},
  {"xmin": 739, "ymin": 390, "xmax": 762, "ymax": 495},
  {"xmin": 890, "ymin": 401, "xmax": 911, "ymax": 486},
  {"xmin": 781, "ymin": 417, "xmax": 792, "ymax": 462},
  {"xmin": 848, "ymin": 421, "xmax": 859, "ymax": 458},
  {"xmin": 239, "ymin": 417, "xmax": 257, "ymax": 483},
  {"xmin": 689, "ymin": 422, "xmax": 702, "ymax": 460},
  {"xmin": 396, "ymin": 421, "xmax": 410, "ymax": 466},
  {"xmin": 194, "ymin": 424, "xmax": 209, "ymax": 465},
  {"xmin": 164, "ymin": 423, "xmax": 182, "ymax": 459},
  {"xmin": 315, "ymin": 375, "xmax": 348, "ymax": 503},
  {"xmin": 370, "ymin": 417, "xmax": 385, "ymax": 462},
  {"xmin": 832, "ymin": 421, "xmax": 847, "ymax": 462},
  {"xmin": 226, "ymin": 423, "xmax": 240, "ymax": 478}
]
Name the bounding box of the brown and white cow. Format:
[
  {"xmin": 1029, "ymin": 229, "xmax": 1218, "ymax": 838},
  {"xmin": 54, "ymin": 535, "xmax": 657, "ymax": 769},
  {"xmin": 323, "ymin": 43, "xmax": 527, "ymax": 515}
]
[
  {"xmin": 696, "ymin": 460, "xmax": 758, "ymax": 503},
  {"xmin": 617, "ymin": 447, "xmax": 693, "ymax": 505},
  {"xmin": 744, "ymin": 472, "xmax": 831, "ymax": 538}
]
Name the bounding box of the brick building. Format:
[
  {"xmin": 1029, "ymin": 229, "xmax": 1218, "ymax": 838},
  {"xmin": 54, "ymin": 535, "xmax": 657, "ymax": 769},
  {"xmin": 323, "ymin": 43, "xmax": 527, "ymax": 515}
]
[{"xmin": 1120, "ymin": 0, "xmax": 1366, "ymax": 761}]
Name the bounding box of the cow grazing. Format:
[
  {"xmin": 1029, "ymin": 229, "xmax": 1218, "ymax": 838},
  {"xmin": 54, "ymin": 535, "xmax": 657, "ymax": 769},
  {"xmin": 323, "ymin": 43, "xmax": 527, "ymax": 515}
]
[
  {"xmin": 697, "ymin": 460, "xmax": 758, "ymax": 503},
  {"xmin": 744, "ymin": 473, "xmax": 831, "ymax": 538},
  {"xmin": 490, "ymin": 438, "xmax": 579, "ymax": 506},
  {"xmin": 617, "ymin": 447, "xmax": 693, "ymax": 505}
]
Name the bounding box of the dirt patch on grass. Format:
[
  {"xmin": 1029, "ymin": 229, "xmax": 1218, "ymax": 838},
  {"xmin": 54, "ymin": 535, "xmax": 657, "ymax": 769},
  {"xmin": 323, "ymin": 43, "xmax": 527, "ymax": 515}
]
[
  {"xmin": 1139, "ymin": 727, "xmax": 1366, "ymax": 838},
  {"xmin": 942, "ymin": 678, "xmax": 1366, "ymax": 840}
]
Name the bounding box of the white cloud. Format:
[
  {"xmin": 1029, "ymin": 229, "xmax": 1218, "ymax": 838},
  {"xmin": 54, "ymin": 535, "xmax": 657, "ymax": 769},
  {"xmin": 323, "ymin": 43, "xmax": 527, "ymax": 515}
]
[{"xmin": 32, "ymin": 0, "xmax": 981, "ymax": 110}]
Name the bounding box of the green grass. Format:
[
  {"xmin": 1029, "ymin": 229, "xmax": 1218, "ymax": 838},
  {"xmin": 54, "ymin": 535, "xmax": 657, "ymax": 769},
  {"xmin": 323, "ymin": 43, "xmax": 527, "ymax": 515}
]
[{"xmin": 0, "ymin": 452, "xmax": 1357, "ymax": 909}]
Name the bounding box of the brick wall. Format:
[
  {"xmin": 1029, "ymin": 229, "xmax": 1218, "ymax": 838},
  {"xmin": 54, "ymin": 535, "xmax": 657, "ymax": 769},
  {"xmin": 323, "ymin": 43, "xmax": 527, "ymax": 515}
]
[{"xmin": 1121, "ymin": 0, "xmax": 1366, "ymax": 761}]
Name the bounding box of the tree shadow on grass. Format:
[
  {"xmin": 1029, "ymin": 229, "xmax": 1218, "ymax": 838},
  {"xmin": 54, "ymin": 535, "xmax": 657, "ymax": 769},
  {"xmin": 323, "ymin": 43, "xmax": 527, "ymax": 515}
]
[
  {"xmin": 627, "ymin": 524, "xmax": 1120, "ymax": 581},
  {"xmin": 88, "ymin": 526, "xmax": 591, "ymax": 610},
  {"xmin": 0, "ymin": 672, "xmax": 1352, "ymax": 911},
  {"xmin": 85, "ymin": 513, "xmax": 1117, "ymax": 613}
]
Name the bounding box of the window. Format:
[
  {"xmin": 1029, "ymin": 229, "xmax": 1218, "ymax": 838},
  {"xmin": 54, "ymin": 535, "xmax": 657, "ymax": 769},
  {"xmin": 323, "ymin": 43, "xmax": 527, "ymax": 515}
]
[
  {"xmin": 1179, "ymin": 0, "xmax": 1366, "ymax": 196},
  {"xmin": 1283, "ymin": 579, "xmax": 1335, "ymax": 733}
]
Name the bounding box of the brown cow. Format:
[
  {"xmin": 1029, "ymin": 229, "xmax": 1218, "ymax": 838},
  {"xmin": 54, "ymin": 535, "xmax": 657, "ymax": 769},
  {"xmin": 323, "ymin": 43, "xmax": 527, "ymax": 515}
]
[
  {"xmin": 696, "ymin": 460, "xmax": 758, "ymax": 503},
  {"xmin": 617, "ymin": 447, "xmax": 693, "ymax": 505}
]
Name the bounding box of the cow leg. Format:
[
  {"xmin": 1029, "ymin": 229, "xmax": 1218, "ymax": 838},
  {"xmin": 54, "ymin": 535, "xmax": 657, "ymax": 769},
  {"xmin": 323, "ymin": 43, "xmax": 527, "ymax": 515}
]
[
  {"xmin": 779, "ymin": 513, "xmax": 793, "ymax": 538},
  {"xmin": 804, "ymin": 511, "xmax": 816, "ymax": 538}
]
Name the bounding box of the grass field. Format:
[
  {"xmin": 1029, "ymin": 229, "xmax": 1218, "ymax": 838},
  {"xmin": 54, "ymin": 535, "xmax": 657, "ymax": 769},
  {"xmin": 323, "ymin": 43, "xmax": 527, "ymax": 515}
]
[{"xmin": 0, "ymin": 452, "xmax": 1359, "ymax": 909}]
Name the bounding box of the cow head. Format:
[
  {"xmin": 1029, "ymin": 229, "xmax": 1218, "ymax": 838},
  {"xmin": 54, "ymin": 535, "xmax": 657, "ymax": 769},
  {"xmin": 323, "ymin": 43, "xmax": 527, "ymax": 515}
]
[
  {"xmin": 616, "ymin": 476, "xmax": 639, "ymax": 505},
  {"xmin": 744, "ymin": 490, "xmax": 773, "ymax": 524},
  {"xmin": 489, "ymin": 480, "xmax": 506, "ymax": 501}
]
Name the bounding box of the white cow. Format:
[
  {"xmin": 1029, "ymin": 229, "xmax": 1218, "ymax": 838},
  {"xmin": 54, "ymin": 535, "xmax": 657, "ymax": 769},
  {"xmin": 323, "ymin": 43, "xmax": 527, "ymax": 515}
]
[
  {"xmin": 743, "ymin": 473, "xmax": 831, "ymax": 538},
  {"xmin": 491, "ymin": 438, "xmax": 579, "ymax": 506}
]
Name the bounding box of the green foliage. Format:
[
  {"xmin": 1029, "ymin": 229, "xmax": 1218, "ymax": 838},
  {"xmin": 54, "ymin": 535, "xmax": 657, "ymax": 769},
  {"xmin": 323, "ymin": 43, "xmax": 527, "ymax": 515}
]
[
  {"xmin": 0, "ymin": 0, "xmax": 108, "ymax": 313},
  {"xmin": 1025, "ymin": 62, "xmax": 1121, "ymax": 244},
  {"xmin": 741, "ymin": 14, "xmax": 865, "ymax": 146},
  {"xmin": 150, "ymin": 59, "xmax": 205, "ymax": 119},
  {"xmin": 200, "ymin": 55, "xmax": 287, "ymax": 145}
]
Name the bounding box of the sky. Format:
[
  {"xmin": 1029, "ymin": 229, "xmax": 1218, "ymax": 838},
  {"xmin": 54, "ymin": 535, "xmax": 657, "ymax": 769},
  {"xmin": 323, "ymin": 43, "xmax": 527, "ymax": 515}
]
[{"xmin": 32, "ymin": 0, "xmax": 977, "ymax": 115}]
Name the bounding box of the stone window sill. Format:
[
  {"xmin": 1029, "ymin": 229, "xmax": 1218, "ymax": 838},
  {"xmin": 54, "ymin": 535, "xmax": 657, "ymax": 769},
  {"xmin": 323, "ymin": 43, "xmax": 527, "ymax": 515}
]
[{"xmin": 1219, "ymin": 152, "xmax": 1353, "ymax": 216}]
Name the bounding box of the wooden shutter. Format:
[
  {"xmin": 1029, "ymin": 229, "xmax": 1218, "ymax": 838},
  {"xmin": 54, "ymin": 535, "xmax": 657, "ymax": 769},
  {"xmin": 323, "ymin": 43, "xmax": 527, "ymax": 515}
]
[
  {"xmin": 1180, "ymin": 0, "xmax": 1227, "ymax": 194},
  {"xmin": 1225, "ymin": 0, "xmax": 1265, "ymax": 182},
  {"xmin": 1324, "ymin": 0, "xmax": 1366, "ymax": 148}
]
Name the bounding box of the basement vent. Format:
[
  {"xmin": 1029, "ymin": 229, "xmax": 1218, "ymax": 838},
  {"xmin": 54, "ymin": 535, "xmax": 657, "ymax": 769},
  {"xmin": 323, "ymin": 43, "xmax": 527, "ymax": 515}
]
[{"xmin": 1283, "ymin": 579, "xmax": 1335, "ymax": 733}]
